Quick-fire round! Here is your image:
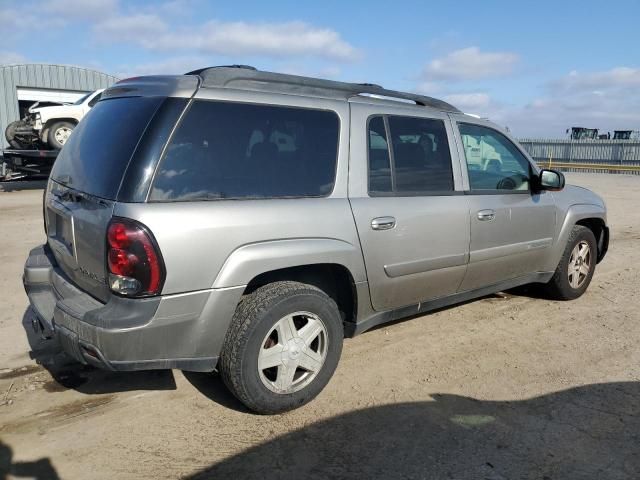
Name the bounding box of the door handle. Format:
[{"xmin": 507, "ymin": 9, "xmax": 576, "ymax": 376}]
[
  {"xmin": 371, "ymin": 216, "xmax": 396, "ymax": 230},
  {"xmin": 477, "ymin": 209, "xmax": 496, "ymax": 221}
]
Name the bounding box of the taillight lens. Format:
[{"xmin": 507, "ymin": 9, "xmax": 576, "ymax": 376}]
[{"xmin": 106, "ymin": 218, "xmax": 165, "ymax": 297}]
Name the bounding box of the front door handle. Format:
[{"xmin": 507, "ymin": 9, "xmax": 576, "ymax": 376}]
[
  {"xmin": 371, "ymin": 216, "xmax": 396, "ymax": 230},
  {"xmin": 477, "ymin": 209, "xmax": 496, "ymax": 221}
]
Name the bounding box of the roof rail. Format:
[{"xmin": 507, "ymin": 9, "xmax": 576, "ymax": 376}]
[{"xmin": 185, "ymin": 66, "xmax": 460, "ymax": 112}]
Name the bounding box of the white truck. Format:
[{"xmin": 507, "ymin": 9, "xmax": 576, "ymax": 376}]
[{"xmin": 5, "ymin": 89, "xmax": 104, "ymax": 150}]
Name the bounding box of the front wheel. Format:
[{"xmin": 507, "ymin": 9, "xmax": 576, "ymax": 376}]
[
  {"xmin": 219, "ymin": 281, "xmax": 343, "ymax": 414},
  {"xmin": 47, "ymin": 121, "xmax": 75, "ymax": 149},
  {"xmin": 544, "ymin": 225, "xmax": 597, "ymax": 300}
]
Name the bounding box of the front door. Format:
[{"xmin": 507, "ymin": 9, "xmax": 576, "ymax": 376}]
[
  {"xmin": 348, "ymin": 103, "xmax": 470, "ymax": 311},
  {"xmin": 452, "ymin": 119, "xmax": 557, "ymax": 291}
]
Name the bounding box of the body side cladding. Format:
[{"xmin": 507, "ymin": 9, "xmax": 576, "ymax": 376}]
[
  {"xmin": 345, "ymin": 271, "xmax": 553, "ymax": 337},
  {"xmin": 212, "ymin": 238, "xmax": 367, "ymax": 289},
  {"xmin": 545, "ymin": 204, "xmax": 607, "ymax": 271}
]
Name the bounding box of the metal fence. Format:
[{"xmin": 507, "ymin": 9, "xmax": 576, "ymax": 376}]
[{"xmin": 518, "ymin": 139, "xmax": 640, "ymax": 175}]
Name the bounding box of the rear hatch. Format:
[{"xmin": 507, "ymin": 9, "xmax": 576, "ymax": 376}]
[{"xmin": 45, "ymin": 90, "xmax": 187, "ymax": 302}]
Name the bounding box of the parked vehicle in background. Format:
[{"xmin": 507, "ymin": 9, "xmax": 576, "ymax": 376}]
[
  {"xmin": 23, "ymin": 67, "xmax": 609, "ymax": 414},
  {"xmin": 568, "ymin": 127, "xmax": 599, "ymax": 140},
  {"xmin": 613, "ymin": 130, "xmax": 640, "ymax": 140},
  {"xmin": 5, "ymin": 89, "xmax": 104, "ymax": 150}
]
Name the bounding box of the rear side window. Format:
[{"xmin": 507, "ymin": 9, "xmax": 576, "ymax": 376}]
[
  {"xmin": 51, "ymin": 96, "xmax": 163, "ymax": 199},
  {"xmin": 150, "ymin": 100, "xmax": 340, "ymax": 201},
  {"xmin": 367, "ymin": 115, "xmax": 454, "ymax": 195}
]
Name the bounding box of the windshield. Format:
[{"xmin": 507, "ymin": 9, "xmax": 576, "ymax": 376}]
[
  {"xmin": 73, "ymin": 92, "xmax": 93, "ymax": 105},
  {"xmin": 51, "ymin": 96, "xmax": 164, "ymax": 199}
]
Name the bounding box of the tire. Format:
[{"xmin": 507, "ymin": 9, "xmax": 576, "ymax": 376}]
[
  {"xmin": 5, "ymin": 120, "xmax": 24, "ymax": 149},
  {"xmin": 47, "ymin": 121, "xmax": 75, "ymax": 149},
  {"xmin": 544, "ymin": 225, "xmax": 597, "ymax": 300},
  {"xmin": 219, "ymin": 281, "xmax": 343, "ymax": 414}
]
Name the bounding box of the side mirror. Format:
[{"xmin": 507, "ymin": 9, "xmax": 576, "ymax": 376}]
[{"xmin": 538, "ymin": 169, "xmax": 565, "ymax": 191}]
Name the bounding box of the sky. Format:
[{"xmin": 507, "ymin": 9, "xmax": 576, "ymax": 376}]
[{"xmin": 1, "ymin": 0, "xmax": 639, "ymax": 137}]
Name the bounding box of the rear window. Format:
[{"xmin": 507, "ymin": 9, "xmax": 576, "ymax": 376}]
[
  {"xmin": 51, "ymin": 96, "xmax": 163, "ymax": 199},
  {"xmin": 149, "ymin": 100, "xmax": 340, "ymax": 201}
]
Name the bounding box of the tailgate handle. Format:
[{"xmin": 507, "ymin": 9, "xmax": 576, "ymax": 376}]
[{"xmin": 371, "ymin": 216, "xmax": 396, "ymax": 230}]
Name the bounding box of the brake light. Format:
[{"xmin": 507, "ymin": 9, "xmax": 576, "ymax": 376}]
[{"xmin": 106, "ymin": 218, "xmax": 165, "ymax": 297}]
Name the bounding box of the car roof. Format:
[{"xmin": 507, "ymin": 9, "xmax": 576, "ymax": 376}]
[{"xmin": 186, "ymin": 65, "xmax": 460, "ymax": 113}]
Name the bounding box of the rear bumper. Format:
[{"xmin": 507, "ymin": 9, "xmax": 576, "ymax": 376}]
[{"xmin": 23, "ymin": 245, "xmax": 244, "ymax": 371}]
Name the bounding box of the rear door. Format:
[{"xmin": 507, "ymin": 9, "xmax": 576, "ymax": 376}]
[
  {"xmin": 450, "ymin": 117, "xmax": 557, "ymax": 291},
  {"xmin": 348, "ymin": 101, "xmax": 470, "ymax": 311}
]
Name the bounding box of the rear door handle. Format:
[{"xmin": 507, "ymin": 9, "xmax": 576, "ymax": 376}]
[
  {"xmin": 477, "ymin": 209, "xmax": 496, "ymax": 221},
  {"xmin": 371, "ymin": 216, "xmax": 396, "ymax": 230}
]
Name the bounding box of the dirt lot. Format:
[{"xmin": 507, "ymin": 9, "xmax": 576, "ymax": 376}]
[{"xmin": 1, "ymin": 173, "xmax": 639, "ymax": 479}]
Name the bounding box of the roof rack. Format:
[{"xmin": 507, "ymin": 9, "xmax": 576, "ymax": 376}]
[{"xmin": 185, "ymin": 66, "xmax": 460, "ymax": 113}]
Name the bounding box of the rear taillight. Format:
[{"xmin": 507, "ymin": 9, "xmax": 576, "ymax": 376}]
[{"xmin": 106, "ymin": 218, "xmax": 165, "ymax": 297}]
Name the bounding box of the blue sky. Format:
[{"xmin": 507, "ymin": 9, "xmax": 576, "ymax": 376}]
[{"xmin": 1, "ymin": 0, "xmax": 639, "ymax": 137}]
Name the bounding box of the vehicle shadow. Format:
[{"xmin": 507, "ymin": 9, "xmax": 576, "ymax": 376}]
[
  {"xmin": 186, "ymin": 381, "xmax": 640, "ymax": 480},
  {"xmin": 182, "ymin": 371, "xmax": 251, "ymax": 413},
  {"xmin": 0, "ymin": 179, "xmax": 47, "ymax": 192},
  {"xmin": 0, "ymin": 441, "xmax": 59, "ymax": 480},
  {"xmin": 20, "ymin": 308, "xmax": 176, "ymax": 394}
]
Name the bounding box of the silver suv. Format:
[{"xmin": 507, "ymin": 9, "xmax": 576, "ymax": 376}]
[{"xmin": 24, "ymin": 66, "xmax": 609, "ymax": 413}]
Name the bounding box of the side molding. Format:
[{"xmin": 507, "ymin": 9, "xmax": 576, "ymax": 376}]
[{"xmin": 212, "ymin": 238, "xmax": 367, "ymax": 288}]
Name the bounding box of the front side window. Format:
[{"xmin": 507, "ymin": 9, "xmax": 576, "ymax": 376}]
[
  {"xmin": 367, "ymin": 115, "xmax": 454, "ymax": 195},
  {"xmin": 150, "ymin": 100, "xmax": 340, "ymax": 201},
  {"xmin": 88, "ymin": 92, "xmax": 102, "ymax": 107},
  {"xmin": 459, "ymin": 123, "xmax": 531, "ymax": 191}
]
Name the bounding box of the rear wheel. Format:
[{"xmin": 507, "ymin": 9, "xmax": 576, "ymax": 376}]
[
  {"xmin": 219, "ymin": 281, "xmax": 343, "ymax": 414},
  {"xmin": 5, "ymin": 120, "xmax": 25, "ymax": 149},
  {"xmin": 544, "ymin": 225, "xmax": 597, "ymax": 300},
  {"xmin": 48, "ymin": 121, "xmax": 75, "ymax": 149}
]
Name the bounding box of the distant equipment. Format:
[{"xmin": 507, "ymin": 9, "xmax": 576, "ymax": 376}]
[
  {"xmin": 613, "ymin": 130, "xmax": 640, "ymax": 140},
  {"xmin": 567, "ymin": 127, "xmax": 599, "ymax": 140}
]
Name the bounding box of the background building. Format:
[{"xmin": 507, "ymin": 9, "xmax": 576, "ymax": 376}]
[{"xmin": 0, "ymin": 63, "xmax": 118, "ymax": 149}]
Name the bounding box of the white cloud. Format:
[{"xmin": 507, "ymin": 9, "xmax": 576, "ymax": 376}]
[
  {"xmin": 424, "ymin": 46, "xmax": 519, "ymax": 81},
  {"xmin": 0, "ymin": 51, "xmax": 26, "ymax": 65},
  {"xmin": 94, "ymin": 17, "xmax": 360, "ymax": 62},
  {"xmin": 115, "ymin": 55, "xmax": 210, "ymax": 78},
  {"xmin": 94, "ymin": 13, "xmax": 168, "ymax": 43},
  {"xmin": 444, "ymin": 92, "xmax": 491, "ymax": 110},
  {"xmin": 489, "ymin": 67, "xmax": 640, "ymax": 137},
  {"xmin": 44, "ymin": 0, "xmax": 119, "ymax": 19},
  {"xmin": 550, "ymin": 67, "xmax": 640, "ymax": 92}
]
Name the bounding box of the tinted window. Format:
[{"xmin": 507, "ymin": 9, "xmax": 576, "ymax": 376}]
[
  {"xmin": 367, "ymin": 115, "xmax": 453, "ymax": 195},
  {"xmin": 459, "ymin": 123, "xmax": 530, "ymax": 191},
  {"xmin": 368, "ymin": 116, "xmax": 392, "ymax": 193},
  {"xmin": 51, "ymin": 96, "xmax": 163, "ymax": 199},
  {"xmin": 150, "ymin": 101, "xmax": 340, "ymax": 201}
]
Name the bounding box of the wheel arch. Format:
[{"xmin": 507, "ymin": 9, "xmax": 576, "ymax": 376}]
[
  {"xmin": 548, "ymin": 204, "xmax": 608, "ymax": 270},
  {"xmin": 213, "ymin": 238, "xmax": 367, "ymax": 325}
]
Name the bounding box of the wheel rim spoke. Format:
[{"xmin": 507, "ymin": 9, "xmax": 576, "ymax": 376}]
[
  {"xmin": 275, "ymin": 315, "xmax": 297, "ymax": 343},
  {"xmin": 258, "ymin": 344, "xmax": 284, "ymax": 370},
  {"xmin": 275, "ymin": 363, "xmax": 297, "ymax": 391},
  {"xmin": 298, "ymin": 318, "xmax": 323, "ymax": 346},
  {"xmin": 258, "ymin": 311, "xmax": 328, "ymax": 394},
  {"xmin": 298, "ymin": 349, "xmax": 323, "ymax": 373},
  {"xmin": 579, "ymin": 264, "xmax": 590, "ymax": 277}
]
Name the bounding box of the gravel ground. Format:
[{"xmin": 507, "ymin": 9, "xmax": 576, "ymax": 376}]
[{"xmin": 0, "ymin": 173, "xmax": 638, "ymax": 479}]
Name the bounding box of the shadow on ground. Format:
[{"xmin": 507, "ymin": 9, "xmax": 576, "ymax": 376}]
[
  {"xmin": 0, "ymin": 441, "xmax": 59, "ymax": 480},
  {"xmin": 18, "ymin": 308, "xmax": 176, "ymax": 394},
  {"xmin": 188, "ymin": 382, "xmax": 640, "ymax": 480}
]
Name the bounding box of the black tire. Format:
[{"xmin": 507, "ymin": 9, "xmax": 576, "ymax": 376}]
[
  {"xmin": 47, "ymin": 121, "xmax": 75, "ymax": 150},
  {"xmin": 544, "ymin": 225, "xmax": 597, "ymax": 300},
  {"xmin": 5, "ymin": 120, "xmax": 24, "ymax": 149},
  {"xmin": 219, "ymin": 281, "xmax": 343, "ymax": 414}
]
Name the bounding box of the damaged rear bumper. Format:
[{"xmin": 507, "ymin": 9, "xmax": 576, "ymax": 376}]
[{"xmin": 23, "ymin": 244, "xmax": 244, "ymax": 372}]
